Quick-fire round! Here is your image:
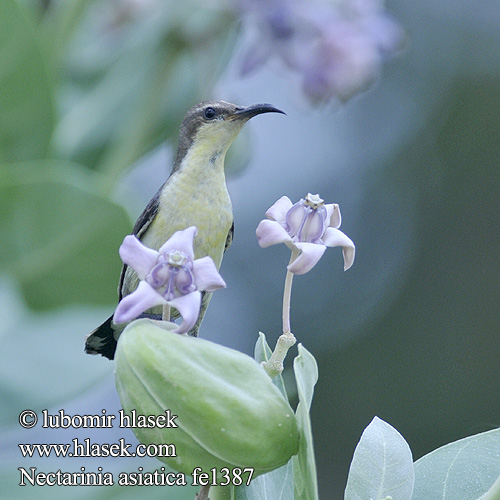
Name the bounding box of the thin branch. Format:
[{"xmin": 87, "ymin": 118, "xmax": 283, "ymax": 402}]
[
  {"xmin": 162, "ymin": 303, "xmax": 171, "ymax": 322},
  {"xmin": 195, "ymin": 484, "xmax": 211, "ymax": 500},
  {"xmin": 262, "ymin": 332, "xmax": 297, "ymax": 378},
  {"xmin": 282, "ymin": 248, "xmax": 299, "ymax": 334}
]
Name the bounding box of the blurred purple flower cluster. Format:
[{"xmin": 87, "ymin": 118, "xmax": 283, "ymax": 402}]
[{"xmin": 237, "ymin": 0, "xmax": 404, "ymax": 102}]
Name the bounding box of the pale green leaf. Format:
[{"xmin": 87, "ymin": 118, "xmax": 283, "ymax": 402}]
[
  {"xmin": 293, "ymin": 343, "xmax": 319, "ymax": 500},
  {"xmin": 0, "ymin": 279, "xmax": 112, "ymax": 428},
  {"xmin": 235, "ymin": 461, "xmax": 293, "ymax": 500},
  {"xmin": 0, "ymin": 0, "xmax": 54, "ymax": 162},
  {"xmin": 254, "ymin": 331, "xmax": 274, "ymax": 364},
  {"xmin": 0, "ymin": 161, "xmax": 131, "ymax": 309},
  {"xmin": 344, "ymin": 417, "xmax": 414, "ymax": 500},
  {"xmin": 413, "ymin": 427, "xmax": 500, "ymax": 500}
]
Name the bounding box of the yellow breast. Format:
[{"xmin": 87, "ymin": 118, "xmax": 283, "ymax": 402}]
[{"xmin": 143, "ymin": 166, "xmax": 232, "ymax": 265}]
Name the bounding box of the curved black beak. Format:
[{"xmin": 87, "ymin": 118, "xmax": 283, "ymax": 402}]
[{"xmin": 232, "ymin": 103, "xmax": 286, "ymax": 120}]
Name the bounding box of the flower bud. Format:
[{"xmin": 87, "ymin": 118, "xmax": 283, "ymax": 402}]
[{"xmin": 114, "ymin": 319, "xmax": 299, "ymax": 477}]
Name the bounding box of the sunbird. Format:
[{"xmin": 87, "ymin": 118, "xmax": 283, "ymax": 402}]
[{"xmin": 85, "ymin": 100, "xmax": 284, "ymax": 359}]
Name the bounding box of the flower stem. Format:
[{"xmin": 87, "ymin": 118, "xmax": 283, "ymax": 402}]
[
  {"xmin": 162, "ymin": 304, "xmax": 171, "ymax": 322},
  {"xmin": 262, "ymin": 332, "xmax": 297, "ymax": 378},
  {"xmin": 207, "ymin": 485, "xmax": 232, "ymax": 500},
  {"xmin": 262, "ymin": 248, "xmax": 300, "ymax": 378},
  {"xmin": 195, "ymin": 484, "xmax": 211, "ymax": 500},
  {"xmin": 282, "ymin": 248, "xmax": 299, "ymax": 335},
  {"xmin": 481, "ymin": 473, "xmax": 500, "ymax": 500}
]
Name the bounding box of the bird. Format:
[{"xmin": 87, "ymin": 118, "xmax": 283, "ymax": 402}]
[{"xmin": 85, "ymin": 100, "xmax": 285, "ymax": 360}]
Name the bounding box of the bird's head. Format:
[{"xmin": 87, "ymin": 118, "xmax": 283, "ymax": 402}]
[{"xmin": 174, "ymin": 100, "xmax": 285, "ymax": 170}]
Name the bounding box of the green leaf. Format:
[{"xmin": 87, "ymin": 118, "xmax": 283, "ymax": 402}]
[
  {"xmin": 344, "ymin": 417, "xmax": 414, "ymax": 500},
  {"xmin": 234, "ymin": 461, "xmax": 294, "ymax": 500},
  {"xmin": 0, "ymin": 0, "xmax": 55, "ymax": 162},
  {"xmin": 413, "ymin": 427, "xmax": 500, "ymax": 500},
  {"xmin": 52, "ymin": 1, "xmax": 236, "ymax": 177},
  {"xmin": 54, "ymin": 45, "xmax": 187, "ymax": 176},
  {"xmin": 254, "ymin": 331, "xmax": 274, "ymax": 364},
  {"xmin": 0, "ymin": 279, "xmax": 112, "ymax": 428},
  {"xmin": 40, "ymin": 0, "xmax": 95, "ymax": 68},
  {"xmin": 0, "ymin": 161, "xmax": 131, "ymax": 309},
  {"xmin": 293, "ymin": 343, "xmax": 319, "ymax": 500}
]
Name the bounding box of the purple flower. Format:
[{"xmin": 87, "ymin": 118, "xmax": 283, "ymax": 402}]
[
  {"xmin": 237, "ymin": 0, "xmax": 404, "ymax": 102},
  {"xmin": 113, "ymin": 226, "xmax": 226, "ymax": 333},
  {"xmin": 256, "ymin": 193, "xmax": 355, "ymax": 274}
]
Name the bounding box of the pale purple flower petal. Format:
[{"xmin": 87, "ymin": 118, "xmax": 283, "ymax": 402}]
[
  {"xmin": 158, "ymin": 226, "xmax": 197, "ymax": 258},
  {"xmin": 114, "ymin": 281, "xmax": 164, "ymax": 324},
  {"xmin": 146, "ymin": 258, "xmax": 171, "ymax": 288},
  {"xmin": 265, "ymin": 195, "xmax": 293, "ymax": 222},
  {"xmin": 119, "ymin": 235, "xmax": 159, "ymax": 281},
  {"xmin": 327, "ymin": 203, "xmax": 341, "ymax": 229},
  {"xmin": 169, "ymin": 291, "xmax": 202, "ymax": 334},
  {"xmin": 192, "ymin": 256, "xmax": 226, "ymax": 292},
  {"xmin": 174, "ymin": 265, "xmax": 197, "ymax": 296},
  {"xmin": 286, "ymin": 201, "xmax": 327, "ymax": 243},
  {"xmin": 322, "ymin": 227, "xmax": 356, "ymax": 270},
  {"xmin": 288, "ymin": 242, "xmax": 326, "ymax": 275},
  {"xmin": 256, "ymin": 219, "xmax": 292, "ymax": 248},
  {"xmin": 342, "ymin": 245, "xmax": 356, "ymax": 272},
  {"xmin": 284, "ymin": 200, "xmax": 307, "ymax": 236}
]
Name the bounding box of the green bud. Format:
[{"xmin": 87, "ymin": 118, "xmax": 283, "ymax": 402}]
[{"xmin": 114, "ymin": 319, "xmax": 299, "ymax": 477}]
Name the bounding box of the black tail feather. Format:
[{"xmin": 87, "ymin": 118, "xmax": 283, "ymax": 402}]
[
  {"xmin": 84, "ymin": 315, "xmax": 119, "ymax": 360},
  {"xmin": 85, "ymin": 313, "xmax": 164, "ymax": 360}
]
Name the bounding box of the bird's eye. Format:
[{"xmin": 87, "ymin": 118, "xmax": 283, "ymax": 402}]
[{"xmin": 204, "ymin": 107, "xmax": 217, "ymax": 120}]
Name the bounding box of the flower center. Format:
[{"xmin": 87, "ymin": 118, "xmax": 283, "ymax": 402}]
[
  {"xmin": 146, "ymin": 250, "xmax": 197, "ymax": 301},
  {"xmin": 285, "ymin": 193, "xmax": 327, "ymax": 243},
  {"xmin": 304, "ymin": 193, "xmax": 324, "ymax": 209}
]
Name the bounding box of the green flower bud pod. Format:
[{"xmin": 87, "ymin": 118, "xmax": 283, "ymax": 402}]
[{"xmin": 114, "ymin": 319, "xmax": 299, "ymax": 478}]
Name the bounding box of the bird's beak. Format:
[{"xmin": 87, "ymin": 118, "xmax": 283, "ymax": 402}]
[{"xmin": 231, "ymin": 103, "xmax": 286, "ymax": 121}]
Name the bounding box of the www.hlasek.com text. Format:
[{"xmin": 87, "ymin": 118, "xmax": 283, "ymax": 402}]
[{"xmin": 19, "ymin": 438, "xmax": 176, "ymax": 459}]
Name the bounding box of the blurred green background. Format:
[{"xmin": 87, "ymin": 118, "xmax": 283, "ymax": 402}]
[{"xmin": 1, "ymin": 0, "xmax": 500, "ymax": 499}]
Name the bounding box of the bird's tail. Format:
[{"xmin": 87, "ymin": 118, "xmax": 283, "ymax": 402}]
[
  {"xmin": 84, "ymin": 315, "xmax": 120, "ymax": 360},
  {"xmin": 85, "ymin": 291, "xmax": 212, "ymax": 360},
  {"xmin": 85, "ymin": 313, "xmax": 164, "ymax": 360}
]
